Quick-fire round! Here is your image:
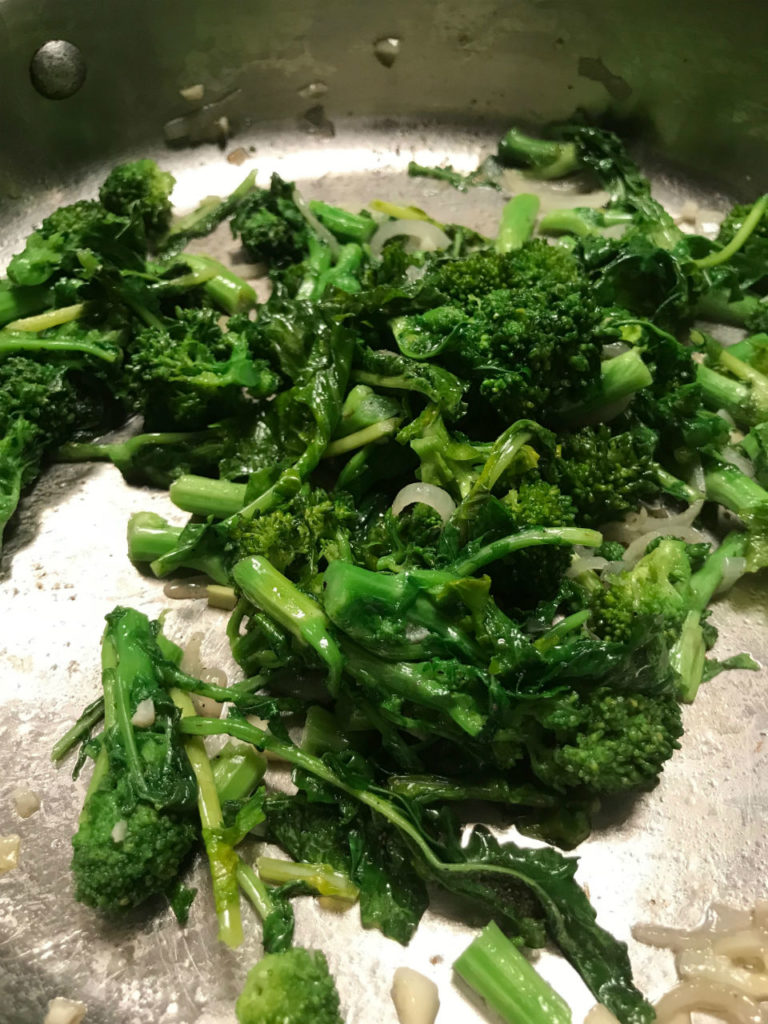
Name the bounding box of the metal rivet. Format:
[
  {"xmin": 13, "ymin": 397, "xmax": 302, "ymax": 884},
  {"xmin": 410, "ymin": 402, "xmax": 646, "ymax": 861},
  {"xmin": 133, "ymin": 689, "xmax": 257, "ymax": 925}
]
[{"xmin": 30, "ymin": 40, "xmax": 86, "ymax": 100}]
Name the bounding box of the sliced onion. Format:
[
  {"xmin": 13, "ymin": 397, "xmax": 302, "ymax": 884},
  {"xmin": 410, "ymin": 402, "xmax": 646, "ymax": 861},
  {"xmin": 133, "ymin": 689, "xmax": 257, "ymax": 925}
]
[
  {"xmin": 713, "ymin": 927, "xmax": 768, "ymax": 969},
  {"xmin": 292, "ymin": 188, "xmax": 340, "ymax": 257},
  {"xmin": 601, "ymin": 341, "xmax": 630, "ymax": 358},
  {"xmin": 566, "ymin": 555, "xmax": 608, "ymax": 577},
  {"xmin": 653, "ymin": 981, "xmax": 761, "ymax": 1024},
  {"xmin": 713, "ymin": 555, "xmax": 748, "ymax": 597},
  {"xmin": 716, "ymin": 408, "xmax": 737, "ymax": 428},
  {"xmin": 721, "ymin": 447, "xmax": 756, "ymax": 478},
  {"xmin": 370, "ymin": 219, "xmax": 451, "ymax": 260},
  {"xmin": 676, "ymin": 947, "xmax": 768, "ymax": 999},
  {"xmin": 604, "ymin": 500, "xmax": 704, "ymax": 547},
  {"xmin": 584, "ymin": 1006, "xmax": 622, "ymax": 1024},
  {"xmin": 391, "ymin": 483, "xmax": 456, "ymax": 523}
]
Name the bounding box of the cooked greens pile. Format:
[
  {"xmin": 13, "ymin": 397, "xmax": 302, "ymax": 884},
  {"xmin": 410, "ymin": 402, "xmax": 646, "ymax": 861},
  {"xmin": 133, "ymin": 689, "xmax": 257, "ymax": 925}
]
[{"xmin": 6, "ymin": 125, "xmax": 765, "ymax": 1024}]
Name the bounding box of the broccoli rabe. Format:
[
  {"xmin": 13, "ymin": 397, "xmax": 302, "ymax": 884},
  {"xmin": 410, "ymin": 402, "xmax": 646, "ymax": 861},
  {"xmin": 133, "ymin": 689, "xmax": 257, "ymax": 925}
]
[
  {"xmin": 125, "ymin": 308, "xmax": 279, "ymax": 429},
  {"xmin": 235, "ymin": 948, "xmax": 344, "ymax": 1024},
  {"xmin": 231, "ymin": 174, "xmax": 310, "ymax": 266},
  {"xmin": 526, "ymin": 685, "xmax": 683, "ymax": 794},
  {"xmin": 99, "ymin": 159, "xmax": 175, "ymax": 243},
  {"xmin": 71, "ymin": 608, "xmax": 199, "ymax": 911}
]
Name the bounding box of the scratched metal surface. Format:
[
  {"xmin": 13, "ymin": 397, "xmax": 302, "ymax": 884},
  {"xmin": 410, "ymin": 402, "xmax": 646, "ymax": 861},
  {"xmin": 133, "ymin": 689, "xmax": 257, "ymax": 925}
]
[{"xmin": 0, "ymin": 124, "xmax": 766, "ymax": 1024}]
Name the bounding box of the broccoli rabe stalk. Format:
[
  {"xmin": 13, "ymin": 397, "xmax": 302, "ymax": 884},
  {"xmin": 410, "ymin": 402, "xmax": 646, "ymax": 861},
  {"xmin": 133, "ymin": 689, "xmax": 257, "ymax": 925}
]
[
  {"xmin": 51, "ymin": 696, "xmax": 106, "ymax": 763},
  {"xmin": 256, "ymin": 856, "xmax": 359, "ymax": 903},
  {"xmin": 495, "ymin": 194, "xmax": 540, "ymax": 253},
  {"xmin": 58, "ymin": 430, "xmax": 220, "ymax": 489},
  {"xmin": 496, "ymin": 128, "xmax": 579, "ymax": 179},
  {"xmin": 236, "ymin": 858, "xmax": 295, "ymax": 953},
  {"xmin": 0, "ymin": 325, "xmax": 122, "ymax": 362},
  {"xmin": 161, "ymin": 170, "xmax": 257, "ymax": 253},
  {"xmin": 703, "ymin": 458, "xmax": 768, "ymax": 516},
  {"xmin": 741, "ymin": 422, "xmax": 768, "ymax": 487},
  {"xmin": 322, "ymin": 415, "xmax": 401, "ymax": 459},
  {"xmin": 4, "ymin": 301, "xmax": 85, "ymax": 332},
  {"xmin": 539, "ymin": 206, "xmax": 634, "ymax": 238},
  {"xmin": 671, "ymin": 531, "xmax": 750, "ymax": 702},
  {"xmin": 181, "ymin": 254, "xmax": 257, "ymax": 314},
  {"xmin": 235, "ymin": 948, "xmax": 344, "ymax": 1024},
  {"xmin": 127, "ymin": 511, "xmax": 185, "ymax": 564},
  {"xmin": 307, "ymin": 199, "xmax": 375, "ymax": 243},
  {"xmin": 70, "ymin": 609, "xmax": 199, "ymax": 912},
  {"xmin": 693, "ymin": 194, "xmax": 768, "ymax": 269},
  {"xmin": 232, "ymin": 556, "xmax": 345, "ymax": 694},
  {"xmin": 212, "ymin": 742, "xmax": 267, "ymax": 803},
  {"xmin": 170, "ymin": 687, "xmax": 243, "ymax": 949},
  {"xmin": 562, "ymin": 348, "xmax": 653, "ymax": 423},
  {"xmin": 696, "ymin": 333, "xmax": 768, "ymax": 427},
  {"xmin": 407, "ymin": 159, "xmax": 501, "ymax": 192},
  {"xmin": 454, "ymin": 921, "xmax": 572, "ymax": 1024},
  {"xmin": 450, "ymin": 525, "xmax": 602, "ymax": 577},
  {"xmin": 169, "ymin": 474, "xmax": 248, "ymax": 517},
  {"xmin": 694, "ymin": 290, "xmax": 768, "ymax": 329}
]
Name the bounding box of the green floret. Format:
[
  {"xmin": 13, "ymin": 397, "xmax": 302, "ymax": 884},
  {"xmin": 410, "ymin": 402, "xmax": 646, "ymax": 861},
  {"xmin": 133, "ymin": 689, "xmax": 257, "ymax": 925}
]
[
  {"xmin": 498, "ymin": 478, "xmax": 577, "ymax": 606},
  {"xmin": 8, "ymin": 200, "xmax": 144, "ymax": 287},
  {"xmin": 71, "ymin": 773, "xmax": 198, "ymax": 911},
  {"xmin": 99, "ymin": 159, "xmax": 176, "ymax": 242},
  {"xmin": 126, "ymin": 307, "xmax": 280, "ymax": 429},
  {"xmin": 588, "ymin": 537, "xmax": 693, "ymax": 645},
  {"xmin": 231, "ymin": 174, "xmax": 309, "ymax": 266},
  {"xmin": 431, "ymin": 239, "xmax": 584, "ymax": 308},
  {"xmin": 227, "ymin": 486, "xmax": 357, "ymax": 589},
  {"xmin": 0, "ymin": 354, "xmax": 123, "ymax": 547},
  {"xmin": 70, "ymin": 607, "xmax": 200, "ymax": 912},
  {"xmin": 235, "ymin": 948, "xmax": 344, "ymax": 1024},
  {"xmin": 394, "ymin": 246, "xmax": 603, "ymax": 428},
  {"xmin": 552, "ymin": 425, "xmax": 662, "ymax": 527},
  {"xmin": 527, "ymin": 685, "xmax": 682, "ymax": 794}
]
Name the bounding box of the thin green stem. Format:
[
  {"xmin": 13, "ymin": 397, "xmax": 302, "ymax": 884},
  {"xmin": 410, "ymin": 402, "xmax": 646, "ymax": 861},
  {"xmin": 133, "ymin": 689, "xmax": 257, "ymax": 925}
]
[
  {"xmin": 232, "ymin": 556, "xmax": 344, "ymax": 695},
  {"xmin": 694, "ymin": 195, "xmax": 768, "ymax": 269},
  {"xmin": 322, "ymin": 417, "xmax": 400, "ymax": 459},
  {"xmin": 5, "ymin": 302, "xmax": 85, "ymax": 332},
  {"xmin": 534, "ymin": 609, "xmax": 591, "ymax": 652},
  {"xmin": 171, "ymin": 689, "xmax": 243, "ymax": 949},
  {"xmin": 450, "ymin": 527, "xmax": 602, "ymax": 577},
  {"xmin": 51, "ymin": 697, "xmax": 105, "ymax": 762}
]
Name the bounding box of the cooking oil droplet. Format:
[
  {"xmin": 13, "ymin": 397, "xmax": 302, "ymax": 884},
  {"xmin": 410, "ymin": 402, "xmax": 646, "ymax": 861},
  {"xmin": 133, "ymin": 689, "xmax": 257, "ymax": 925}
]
[
  {"xmin": 298, "ymin": 81, "xmax": 328, "ymax": 99},
  {"xmin": 373, "ymin": 36, "xmax": 401, "ymax": 68}
]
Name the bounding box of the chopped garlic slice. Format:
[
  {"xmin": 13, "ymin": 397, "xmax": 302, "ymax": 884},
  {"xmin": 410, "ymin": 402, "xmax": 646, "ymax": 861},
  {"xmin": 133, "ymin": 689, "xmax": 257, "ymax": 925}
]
[
  {"xmin": 0, "ymin": 834, "xmax": 20, "ymax": 874},
  {"xmin": 131, "ymin": 698, "xmax": 155, "ymax": 728},
  {"xmin": 44, "ymin": 997, "xmax": 87, "ymax": 1024},
  {"xmin": 391, "ymin": 967, "xmax": 440, "ymax": 1024},
  {"xmin": 111, "ymin": 820, "xmax": 128, "ymax": 843},
  {"xmin": 12, "ymin": 787, "xmax": 41, "ymax": 818}
]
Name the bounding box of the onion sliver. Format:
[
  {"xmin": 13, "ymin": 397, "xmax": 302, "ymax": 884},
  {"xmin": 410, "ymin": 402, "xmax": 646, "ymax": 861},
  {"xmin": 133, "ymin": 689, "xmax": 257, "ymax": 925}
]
[
  {"xmin": 391, "ymin": 483, "xmax": 456, "ymax": 523},
  {"xmin": 370, "ymin": 219, "xmax": 451, "ymax": 259},
  {"xmin": 713, "ymin": 555, "xmax": 748, "ymax": 597},
  {"xmin": 293, "ymin": 188, "xmax": 340, "ymax": 257},
  {"xmin": 654, "ymin": 981, "xmax": 761, "ymax": 1024}
]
